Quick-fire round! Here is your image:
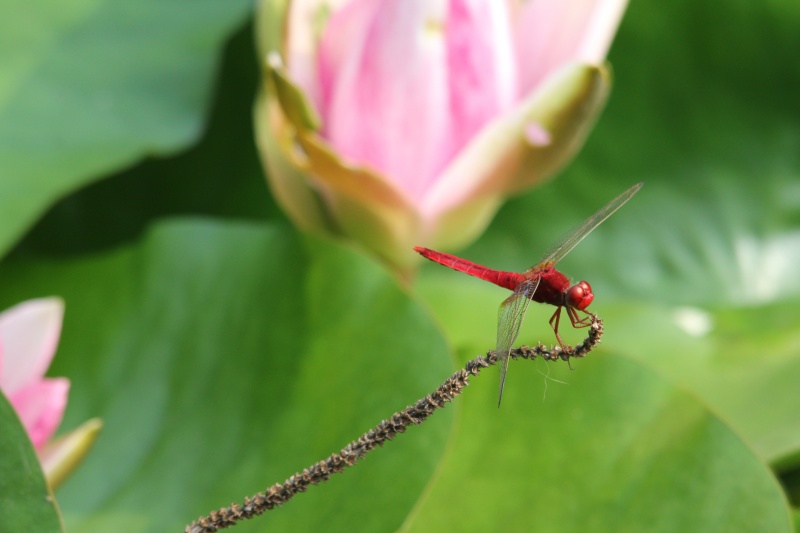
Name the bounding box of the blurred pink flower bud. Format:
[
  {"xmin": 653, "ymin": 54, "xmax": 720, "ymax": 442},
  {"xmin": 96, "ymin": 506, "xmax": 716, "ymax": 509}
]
[
  {"xmin": 0, "ymin": 298, "xmax": 69, "ymax": 450},
  {"xmin": 0, "ymin": 297, "xmax": 101, "ymax": 488},
  {"xmin": 255, "ymin": 0, "xmax": 627, "ymax": 272}
]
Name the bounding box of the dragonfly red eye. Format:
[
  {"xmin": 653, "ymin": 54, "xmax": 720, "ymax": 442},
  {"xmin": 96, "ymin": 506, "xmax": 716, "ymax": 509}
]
[{"xmin": 567, "ymin": 281, "xmax": 593, "ymax": 310}]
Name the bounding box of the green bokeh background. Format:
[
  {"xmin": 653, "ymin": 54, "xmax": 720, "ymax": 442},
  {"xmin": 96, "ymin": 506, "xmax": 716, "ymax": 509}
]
[{"xmin": 1, "ymin": 1, "xmax": 798, "ymax": 532}]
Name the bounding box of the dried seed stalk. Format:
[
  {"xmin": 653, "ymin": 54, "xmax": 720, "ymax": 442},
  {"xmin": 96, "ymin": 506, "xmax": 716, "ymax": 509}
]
[{"xmin": 185, "ymin": 315, "xmax": 603, "ymax": 532}]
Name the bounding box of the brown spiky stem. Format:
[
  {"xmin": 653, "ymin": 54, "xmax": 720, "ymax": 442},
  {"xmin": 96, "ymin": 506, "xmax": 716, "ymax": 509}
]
[{"xmin": 185, "ymin": 315, "xmax": 603, "ymax": 532}]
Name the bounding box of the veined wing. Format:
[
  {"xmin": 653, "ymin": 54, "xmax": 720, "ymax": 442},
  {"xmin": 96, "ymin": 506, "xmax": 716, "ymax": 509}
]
[
  {"xmin": 532, "ymin": 182, "xmax": 643, "ymax": 271},
  {"xmin": 496, "ymin": 277, "xmax": 540, "ymax": 407}
]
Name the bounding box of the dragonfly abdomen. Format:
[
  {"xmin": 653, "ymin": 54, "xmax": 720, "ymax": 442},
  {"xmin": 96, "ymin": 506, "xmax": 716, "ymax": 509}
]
[{"xmin": 414, "ymin": 247, "xmax": 524, "ymax": 291}]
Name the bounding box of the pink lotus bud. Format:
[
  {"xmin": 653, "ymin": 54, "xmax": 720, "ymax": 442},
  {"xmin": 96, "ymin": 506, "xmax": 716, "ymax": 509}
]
[
  {"xmin": 0, "ymin": 298, "xmax": 69, "ymax": 450},
  {"xmin": 255, "ymin": 0, "xmax": 627, "ymax": 271},
  {"xmin": 0, "ymin": 298, "xmax": 100, "ymax": 488}
]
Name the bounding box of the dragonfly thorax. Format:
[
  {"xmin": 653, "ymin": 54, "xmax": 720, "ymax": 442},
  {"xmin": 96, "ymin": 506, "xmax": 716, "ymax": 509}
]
[{"xmin": 566, "ymin": 280, "xmax": 593, "ymax": 310}]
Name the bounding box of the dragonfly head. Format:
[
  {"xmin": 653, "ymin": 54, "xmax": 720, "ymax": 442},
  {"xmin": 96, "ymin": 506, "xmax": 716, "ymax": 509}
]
[{"xmin": 566, "ymin": 280, "xmax": 593, "ymax": 310}]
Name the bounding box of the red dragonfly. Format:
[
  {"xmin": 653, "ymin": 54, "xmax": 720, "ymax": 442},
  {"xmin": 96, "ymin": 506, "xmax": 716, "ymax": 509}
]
[{"xmin": 415, "ymin": 183, "xmax": 642, "ymax": 406}]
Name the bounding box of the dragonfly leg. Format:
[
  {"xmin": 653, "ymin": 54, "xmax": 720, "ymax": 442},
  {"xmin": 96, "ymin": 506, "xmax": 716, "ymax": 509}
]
[
  {"xmin": 567, "ymin": 307, "xmax": 593, "ymax": 328},
  {"xmin": 549, "ymin": 306, "xmax": 567, "ymax": 349}
]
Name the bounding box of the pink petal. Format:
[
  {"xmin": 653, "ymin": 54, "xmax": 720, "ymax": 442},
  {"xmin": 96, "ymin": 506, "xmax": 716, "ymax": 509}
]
[
  {"xmin": 0, "ymin": 298, "xmax": 64, "ymax": 395},
  {"xmin": 507, "ymin": 0, "xmax": 627, "ymax": 95},
  {"xmin": 317, "ymin": 0, "xmax": 516, "ymax": 201},
  {"xmin": 444, "ymin": 0, "xmax": 518, "ymax": 166},
  {"xmin": 284, "ymin": 0, "xmax": 351, "ymax": 113},
  {"xmin": 9, "ymin": 378, "xmax": 70, "ymax": 449},
  {"xmin": 421, "ymin": 63, "xmax": 609, "ymax": 218},
  {"xmin": 318, "ymin": 0, "xmax": 448, "ymax": 200}
]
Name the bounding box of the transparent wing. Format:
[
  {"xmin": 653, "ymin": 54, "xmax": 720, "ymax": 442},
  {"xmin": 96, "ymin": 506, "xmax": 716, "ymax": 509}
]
[
  {"xmin": 496, "ymin": 278, "xmax": 540, "ymax": 407},
  {"xmin": 531, "ymin": 182, "xmax": 643, "ymax": 271}
]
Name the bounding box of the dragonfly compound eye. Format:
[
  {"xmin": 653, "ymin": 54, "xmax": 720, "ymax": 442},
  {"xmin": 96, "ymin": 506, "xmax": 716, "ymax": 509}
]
[{"xmin": 567, "ymin": 281, "xmax": 594, "ymax": 310}]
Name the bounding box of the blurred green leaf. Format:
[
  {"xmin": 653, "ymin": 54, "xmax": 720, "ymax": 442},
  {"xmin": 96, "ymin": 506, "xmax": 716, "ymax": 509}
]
[
  {"xmin": 9, "ymin": 20, "xmax": 279, "ymax": 259},
  {"xmin": 0, "ymin": 220, "xmax": 453, "ymax": 532},
  {"xmin": 608, "ymin": 301, "xmax": 800, "ymax": 468},
  {"xmin": 0, "ymin": 0, "xmax": 252, "ymax": 257},
  {"xmin": 0, "ymin": 391, "xmax": 64, "ymax": 532},
  {"xmin": 403, "ymin": 353, "xmax": 791, "ymax": 533}
]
